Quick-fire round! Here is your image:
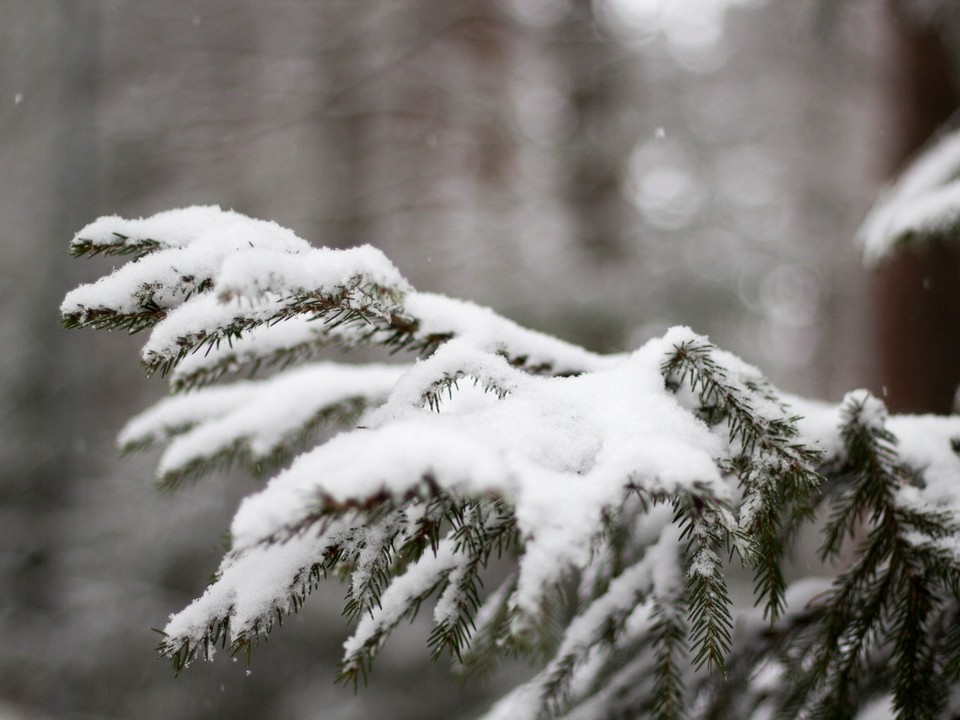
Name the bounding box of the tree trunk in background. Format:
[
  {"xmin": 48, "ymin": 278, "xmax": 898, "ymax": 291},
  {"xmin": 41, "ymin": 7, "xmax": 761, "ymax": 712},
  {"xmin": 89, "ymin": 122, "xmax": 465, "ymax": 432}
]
[
  {"xmin": 871, "ymin": 1, "xmax": 960, "ymax": 414},
  {"xmin": 553, "ymin": 0, "xmax": 632, "ymax": 263},
  {"xmin": 7, "ymin": 1, "xmax": 98, "ymax": 611}
]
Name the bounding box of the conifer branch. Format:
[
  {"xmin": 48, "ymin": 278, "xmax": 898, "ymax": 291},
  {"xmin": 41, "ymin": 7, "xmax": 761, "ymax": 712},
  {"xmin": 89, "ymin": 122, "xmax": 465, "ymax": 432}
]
[
  {"xmin": 786, "ymin": 391, "xmax": 960, "ymax": 720},
  {"xmin": 337, "ymin": 538, "xmax": 462, "ymax": 688},
  {"xmin": 674, "ymin": 493, "xmax": 735, "ymax": 674},
  {"xmin": 154, "ymin": 396, "xmax": 370, "ymax": 489},
  {"xmin": 660, "ymin": 337, "xmax": 821, "ymax": 622},
  {"xmin": 70, "ymin": 233, "xmax": 162, "ymax": 259},
  {"xmin": 118, "ymin": 362, "xmax": 403, "ymax": 487},
  {"xmin": 454, "ymin": 572, "xmax": 518, "ymax": 678},
  {"xmin": 157, "ymin": 518, "xmax": 358, "ymax": 674},
  {"xmin": 647, "ymin": 598, "xmax": 687, "ymax": 720},
  {"xmin": 429, "ymin": 500, "xmax": 518, "ymax": 661},
  {"xmin": 166, "ymin": 317, "xmax": 360, "ymax": 391},
  {"xmin": 139, "ymin": 280, "xmax": 412, "ymax": 378}
]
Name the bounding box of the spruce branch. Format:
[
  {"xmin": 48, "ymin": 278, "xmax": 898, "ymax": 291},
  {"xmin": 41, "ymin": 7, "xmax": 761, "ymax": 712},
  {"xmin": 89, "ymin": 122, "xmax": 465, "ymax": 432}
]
[
  {"xmin": 140, "ymin": 280, "xmax": 412, "ymax": 378},
  {"xmin": 337, "ymin": 537, "xmax": 462, "ymax": 688},
  {"xmin": 118, "ymin": 362, "xmax": 403, "ymax": 487},
  {"xmin": 69, "ymin": 232, "xmax": 162, "ymax": 259},
  {"xmin": 660, "ymin": 337, "xmax": 821, "ymax": 622},
  {"xmin": 674, "ymin": 493, "xmax": 735, "ymax": 674},
  {"xmin": 429, "ymin": 500, "xmax": 519, "ymax": 661},
  {"xmin": 647, "ymin": 598, "xmax": 687, "ymax": 720},
  {"xmin": 166, "ymin": 317, "xmax": 362, "ymax": 391},
  {"xmin": 157, "ymin": 518, "xmax": 361, "ymax": 674},
  {"xmin": 787, "ymin": 391, "xmax": 960, "ymax": 720},
  {"xmin": 154, "ymin": 395, "xmax": 370, "ymax": 489},
  {"xmin": 532, "ymin": 521, "xmax": 686, "ymax": 720}
]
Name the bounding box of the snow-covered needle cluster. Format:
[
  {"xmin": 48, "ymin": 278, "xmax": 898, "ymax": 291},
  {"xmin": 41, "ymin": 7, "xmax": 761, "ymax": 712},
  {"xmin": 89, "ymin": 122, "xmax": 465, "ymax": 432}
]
[
  {"xmin": 859, "ymin": 125, "xmax": 960, "ymax": 264},
  {"xmin": 63, "ymin": 206, "xmax": 960, "ymax": 719}
]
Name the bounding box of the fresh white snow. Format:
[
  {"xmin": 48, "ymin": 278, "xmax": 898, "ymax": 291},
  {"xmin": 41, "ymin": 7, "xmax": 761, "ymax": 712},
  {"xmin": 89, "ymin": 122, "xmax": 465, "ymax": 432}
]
[
  {"xmin": 858, "ymin": 128, "xmax": 960, "ymax": 264},
  {"xmin": 62, "ymin": 208, "xmax": 960, "ymax": 719}
]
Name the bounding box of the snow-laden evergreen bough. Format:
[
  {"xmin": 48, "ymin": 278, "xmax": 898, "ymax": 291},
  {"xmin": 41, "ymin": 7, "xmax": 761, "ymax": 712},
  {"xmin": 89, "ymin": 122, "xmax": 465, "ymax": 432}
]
[{"xmin": 62, "ymin": 200, "xmax": 960, "ymax": 719}]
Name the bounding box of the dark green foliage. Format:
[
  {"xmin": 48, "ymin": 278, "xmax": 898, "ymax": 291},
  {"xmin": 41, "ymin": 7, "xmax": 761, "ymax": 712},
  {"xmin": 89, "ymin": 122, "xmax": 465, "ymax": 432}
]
[
  {"xmin": 674, "ymin": 494, "xmax": 734, "ymax": 674},
  {"xmin": 335, "ymin": 498, "xmax": 521, "ymax": 688},
  {"xmin": 648, "ymin": 599, "xmax": 687, "ymax": 720},
  {"xmin": 781, "ymin": 393, "xmax": 960, "ymax": 720},
  {"xmin": 143, "ymin": 282, "xmax": 412, "ymax": 378},
  {"xmin": 69, "ymin": 232, "xmax": 161, "ymax": 258},
  {"xmin": 661, "ymin": 340, "xmax": 822, "ymax": 622}
]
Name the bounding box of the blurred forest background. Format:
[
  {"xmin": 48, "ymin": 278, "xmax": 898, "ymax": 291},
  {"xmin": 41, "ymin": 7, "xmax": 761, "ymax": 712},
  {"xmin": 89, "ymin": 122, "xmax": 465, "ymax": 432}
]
[{"xmin": 3, "ymin": 0, "xmax": 960, "ymax": 718}]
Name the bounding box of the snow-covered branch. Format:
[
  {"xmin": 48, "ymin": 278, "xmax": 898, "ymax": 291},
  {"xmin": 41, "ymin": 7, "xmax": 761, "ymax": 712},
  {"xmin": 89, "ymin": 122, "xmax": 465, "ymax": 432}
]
[{"xmin": 63, "ymin": 208, "xmax": 960, "ymax": 720}]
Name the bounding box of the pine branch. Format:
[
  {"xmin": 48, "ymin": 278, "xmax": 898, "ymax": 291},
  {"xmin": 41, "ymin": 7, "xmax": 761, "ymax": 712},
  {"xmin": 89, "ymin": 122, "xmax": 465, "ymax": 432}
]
[
  {"xmin": 166, "ymin": 316, "xmax": 361, "ymax": 391},
  {"xmin": 429, "ymin": 500, "xmax": 518, "ymax": 661},
  {"xmin": 139, "ymin": 280, "xmax": 412, "ymax": 378},
  {"xmin": 70, "ymin": 233, "xmax": 162, "ymax": 259},
  {"xmin": 533, "ymin": 521, "xmax": 684, "ymax": 719},
  {"xmin": 118, "ymin": 362, "xmax": 403, "ymax": 487},
  {"xmin": 674, "ymin": 494, "xmax": 735, "ymax": 674},
  {"xmin": 338, "ymin": 537, "xmax": 462, "ymax": 688},
  {"xmin": 787, "ymin": 391, "xmax": 960, "ymax": 720},
  {"xmin": 157, "ymin": 517, "xmax": 359, "ymax": 674},
  {"xmin": 64, "ymin": 211, "xmax": 615, "ymax": 396},
  {"xmin": 155, "ymin": 396, "xmax": 370, "ymax": 489},
  {"xmin": 647, "ymin": 598, "xmax": 687, "ymax": 720},
  {"xmin": 660, "ymin": 335, "xmax": 821, "ymax": 622}
]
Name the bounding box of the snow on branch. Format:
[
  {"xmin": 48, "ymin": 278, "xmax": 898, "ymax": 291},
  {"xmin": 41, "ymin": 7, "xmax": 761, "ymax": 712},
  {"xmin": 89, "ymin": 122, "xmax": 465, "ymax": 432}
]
[
  {"xmin": 62, "ymin": 207, "xmax": 314, "ymax": 333},
  {"xmin": 119, "ymin": 362, "xmax": 406, "ymax": 488},
  {"xmin": 63, "ymin": 209, "xmax": 613, "ymax": 384},
  {"xmin": 858, "ymin": 127, "xmax": 960, "ymax": 264},
  {"xmin": 166, "ymin": 315, "xmax": 362, "ymax": 391},
  {"xmin": 776, "ymin": 391, "xmax": 960, "ymax": 718},
  {"xmin": 225, "ymin": 333, "xmax": 726, "ymax": 554},
  {"xmin": 62, "ymin": 208, "xmax": 960, "ymax": 720},
  {"xmin": 159, "ymin": 516, "xmax": 357, "ymax": 672},
  {"xmin": 69, "ymin": 205, "xmax": 251, "ymax": 258},
  {"xmin": 660, "ymin": 329, "xmax": 822, "ymax": 621}
]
